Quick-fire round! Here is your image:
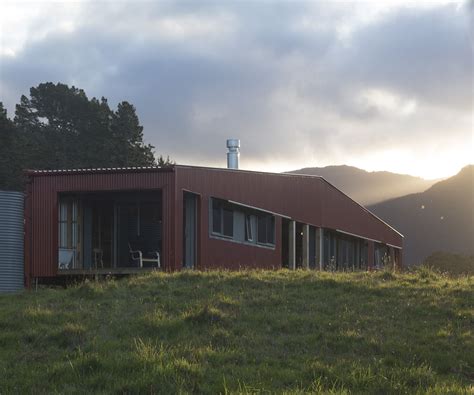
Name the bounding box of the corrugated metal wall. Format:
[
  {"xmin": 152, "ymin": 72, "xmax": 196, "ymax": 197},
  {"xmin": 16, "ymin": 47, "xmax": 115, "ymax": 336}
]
[
  {"xmin": 0, "ymin": 191, "xmax": 24, "ymax": 292},
  {"xmin": 174, "ymin": 166, "xmax": 402, "ymax": 270},
  {"xmin": 25, "ymin": 166, "xmax": 403, "ymax": 278},
  {"xmin": 26, "ymin": 169, "xmax": 175, "ymax": 281}
]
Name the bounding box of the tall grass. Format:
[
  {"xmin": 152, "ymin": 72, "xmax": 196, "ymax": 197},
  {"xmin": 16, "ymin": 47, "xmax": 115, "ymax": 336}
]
[{"xmin": 0, "ymin": 269, "xmax": 472, "ymax": 394}]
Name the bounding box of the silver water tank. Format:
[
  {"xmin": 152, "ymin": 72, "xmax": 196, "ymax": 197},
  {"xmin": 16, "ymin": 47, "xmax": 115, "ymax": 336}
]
[{"xmin": 0, "ymin": 191, "xmax": 24, "ymax": 292}]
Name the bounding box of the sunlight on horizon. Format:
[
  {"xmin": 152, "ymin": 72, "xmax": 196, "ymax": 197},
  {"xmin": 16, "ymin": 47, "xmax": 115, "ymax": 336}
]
[
  {"xmin": 188, "ymin": 156, "xmax": 471, "ymax": 181},
  {"xmin": 238, "ymin": 152, "xmax": 473, "ymax": 180}
]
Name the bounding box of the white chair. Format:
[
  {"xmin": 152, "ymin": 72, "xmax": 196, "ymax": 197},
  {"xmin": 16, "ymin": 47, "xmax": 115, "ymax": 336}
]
[
  {"xmin": 58, "ymin": 248, "xmax": 75, "ymax": 269},
  {"xmin": 128, "ymin": 243, "xmax": 160, "ymax": 269}
]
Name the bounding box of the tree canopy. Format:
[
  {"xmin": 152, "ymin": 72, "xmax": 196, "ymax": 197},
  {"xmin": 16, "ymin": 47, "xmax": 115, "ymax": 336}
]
[{"xmin": 0, "ymin": 82, "xmax": 170, "ymax": 190}]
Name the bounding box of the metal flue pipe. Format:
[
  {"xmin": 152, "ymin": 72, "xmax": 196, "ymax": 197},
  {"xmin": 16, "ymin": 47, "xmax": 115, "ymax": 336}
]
[{"xmin": 226, "ymin": 139, "xmax": 240, "ymax": 169}]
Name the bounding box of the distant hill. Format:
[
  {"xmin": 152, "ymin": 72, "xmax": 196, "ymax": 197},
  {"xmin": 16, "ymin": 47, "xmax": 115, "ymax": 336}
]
[
  {"xmin": 288, "ymin": 165, "xmax": 438, "ymax": 205},
  {"xmin": 369, "ymin": 165, "xmax": 474, "ymax": 265}
]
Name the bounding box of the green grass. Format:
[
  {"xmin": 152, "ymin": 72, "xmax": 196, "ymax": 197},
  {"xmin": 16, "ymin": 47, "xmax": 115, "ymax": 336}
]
[{"xmin": 0, "ymin": 269, "xmax": 472, "ymax": 394}]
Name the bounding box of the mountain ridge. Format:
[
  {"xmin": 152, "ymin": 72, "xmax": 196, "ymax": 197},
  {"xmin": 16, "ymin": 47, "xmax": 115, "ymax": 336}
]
[
  {"xmin": 368, "ymin": 165, "xmax": 474, "ymax": 265},
  {"xmin": 287, "ymin": 165, "xmax": 440, "ymax": 205}
]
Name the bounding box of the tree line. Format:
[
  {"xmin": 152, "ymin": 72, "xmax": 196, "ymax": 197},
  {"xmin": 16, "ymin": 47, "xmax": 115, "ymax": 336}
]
[{"xmin": 0, "ymin": 82, "xmax": 171, "ymax": 191}]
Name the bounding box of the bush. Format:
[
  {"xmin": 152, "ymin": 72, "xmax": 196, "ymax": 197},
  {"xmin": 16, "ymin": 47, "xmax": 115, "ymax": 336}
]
[{"xmin": 423, "ymin": 252, "xmax": 474, "ymax": 275}]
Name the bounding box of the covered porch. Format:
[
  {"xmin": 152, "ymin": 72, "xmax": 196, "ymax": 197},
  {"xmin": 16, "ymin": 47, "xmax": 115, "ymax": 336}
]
[{"xmin": 57, "ymin": 190, "xmax": 163, "ymax": 273}]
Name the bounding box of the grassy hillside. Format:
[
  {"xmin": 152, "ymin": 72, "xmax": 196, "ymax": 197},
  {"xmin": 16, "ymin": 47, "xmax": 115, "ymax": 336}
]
[{"xmin": 0, "ymin": 270, "xmax": 472, "ymax": 394}]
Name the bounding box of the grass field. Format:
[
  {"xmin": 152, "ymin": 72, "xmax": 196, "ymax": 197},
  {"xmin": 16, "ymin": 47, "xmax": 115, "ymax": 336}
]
[{"xmin": 0, "ymin": 269, "xmax": 472, "ymax": 394}]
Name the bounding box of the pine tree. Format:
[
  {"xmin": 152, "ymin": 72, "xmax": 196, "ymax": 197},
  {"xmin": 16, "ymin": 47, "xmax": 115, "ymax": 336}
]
[
  {"xmin": 0, "ymin": 103, "xmax": 23, "ymax": 190},
  {"xmin": 11, "ymin": 82, "xmax": 165, "ymax": 179},
  {"xmin": 111, "ymin": 101, "xmax": 155, "ymax": 167}
]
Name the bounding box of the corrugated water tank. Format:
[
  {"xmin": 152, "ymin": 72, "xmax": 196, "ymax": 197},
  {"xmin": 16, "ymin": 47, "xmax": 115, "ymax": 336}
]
[{"xmin": 0, "ymin": 191, "xmax": 24, "ymax": 292}]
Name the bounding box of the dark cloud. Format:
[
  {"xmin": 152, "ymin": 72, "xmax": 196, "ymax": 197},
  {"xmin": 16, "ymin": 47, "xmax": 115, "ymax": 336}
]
[
  {"xmin": 0, "ymin": 1, "xmax": 471, "ymax": 173},
  {"xmin": 344, "ymin": 4, "xmax": 472, "ymax": 110}
]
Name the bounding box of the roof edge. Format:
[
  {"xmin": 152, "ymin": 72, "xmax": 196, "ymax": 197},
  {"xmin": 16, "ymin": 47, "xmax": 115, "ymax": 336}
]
[
  {"xmin": 23, "ymin": 163, "xmax": 404, "ymax": 239},
  {"xmin": 175, "ymin": 165, "xmax": 404, "ymax": 238},
  {"xmin": 24, "ymin": 165, "xmax": 175, "ymax": 176}
]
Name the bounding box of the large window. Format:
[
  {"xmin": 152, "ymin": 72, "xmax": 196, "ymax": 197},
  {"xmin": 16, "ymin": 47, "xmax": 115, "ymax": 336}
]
[
  {"xmin": 321, "ymin": 230, "xmax": 369, "ymax": 272},
  {"xmin": 58, "ymin": 198, "xmax": 79, "ymax": 269},
  {"xmin": 375, "ymin": 243, "xmax": 390, "ymax": 269},
  {"xmin": 59, "ymin": 199, "xmax": 78, "ymax": 249},
  {"xmin": 210, "ymin": 198, "xmax": 275, "ymax": 247}
]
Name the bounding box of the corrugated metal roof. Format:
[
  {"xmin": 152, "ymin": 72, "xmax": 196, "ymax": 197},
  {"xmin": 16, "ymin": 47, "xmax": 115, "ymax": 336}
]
[
  {"xmin": 25, "ymin": 164, "xmax": 403, "ymax": 238},
  {"xmin": 176, "ymin": 165, "xmax": 404, "ymax": 238},
  {"xmin": 26, "ymin": 166, "xmax": 173, "ymax": 176},
  {"xmin": 26, "ymin": 164, "xmax": 404, "ymax": 237},
  {"xmin": 25, "ymin": 164, "xmax": 325, "ymax": 179}
]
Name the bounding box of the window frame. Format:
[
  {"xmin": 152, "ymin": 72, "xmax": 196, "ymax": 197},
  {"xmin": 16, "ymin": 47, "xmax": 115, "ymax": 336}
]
[{"xmin": 209, "ymin": 197, "xmax": 275, "ymax": 248}]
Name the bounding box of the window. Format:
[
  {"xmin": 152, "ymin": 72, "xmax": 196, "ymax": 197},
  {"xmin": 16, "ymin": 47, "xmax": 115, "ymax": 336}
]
[
  {"xmin": 258, "ymin": 215, "xmax": 266, "ymax": 243},
  {"xmin": 211, "ymin": 198, "xmax": 233, "ymax": 238},
  {"xmin": 210, "ymin": 197, "xmax": 274, "ymax": 247},
  {"xmin": 223, "ymin": 208, "xmax": 233, "ymax": 237},
  {"xmin": 212, "ymin": 200, "xmax": 222, "ymax": 234},
  {"xmin": 245, "ymin": 215, "xmax": 253, "ymax": 241},
  {"xmin": 267, "ymin": 216, "xmax": 275, "ymax": 244},
  {"xmin": 58, "ymin": 198, "xmax": 79, "ymax": 269},
  {"xmin": 59, "ymin": 201, "xmax": 68, "ymax": 249},
  {"xmin": 257, "ymin": 214, "xmax": 275, "ymax": 245},
  {"xmin": 58, "ymin": 199, "xmax": 78, "ymax": 249}
]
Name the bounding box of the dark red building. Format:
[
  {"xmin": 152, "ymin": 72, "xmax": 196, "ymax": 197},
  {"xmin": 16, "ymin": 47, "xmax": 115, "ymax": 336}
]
[{"xmin": 24, "ymin": 164, "xmax": 403, "ymax": 285}]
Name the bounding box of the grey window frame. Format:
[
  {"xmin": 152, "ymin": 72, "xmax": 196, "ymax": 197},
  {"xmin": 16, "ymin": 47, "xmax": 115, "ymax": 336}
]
[{"xmin": 209, "ymin": 197, "xmax": 275, "ymax": 248}]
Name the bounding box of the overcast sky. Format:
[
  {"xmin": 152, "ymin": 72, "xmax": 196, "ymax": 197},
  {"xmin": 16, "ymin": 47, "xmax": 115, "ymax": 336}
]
[{"xmin": 0, "ymin": 0, "xmax": 472, "ymax": 179}]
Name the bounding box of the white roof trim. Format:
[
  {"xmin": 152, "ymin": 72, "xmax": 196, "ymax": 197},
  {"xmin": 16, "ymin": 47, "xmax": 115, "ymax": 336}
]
[{"xmin": 227, "ymin": 199, "xmax": 292, "ymax": 219}]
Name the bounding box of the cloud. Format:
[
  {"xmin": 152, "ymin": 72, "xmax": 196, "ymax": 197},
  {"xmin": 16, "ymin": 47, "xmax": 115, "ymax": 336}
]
[{"xmin": 0, "ymin": 0, "xmax": 471, "ymax": 177}]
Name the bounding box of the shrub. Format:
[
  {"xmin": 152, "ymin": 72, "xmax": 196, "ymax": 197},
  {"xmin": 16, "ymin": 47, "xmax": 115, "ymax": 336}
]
[{"xmin": 423, "ymin": 252, "xmax": 474, "ymax": 275}]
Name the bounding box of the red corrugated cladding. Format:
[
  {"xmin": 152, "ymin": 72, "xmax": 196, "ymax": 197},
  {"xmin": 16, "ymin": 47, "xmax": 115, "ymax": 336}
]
[
  {"xmin": 25, "ymin": 168, "xmax": 175, "ymax": 283},
  {"xmin": 25, "ymin": 165, "xmax": 403, "ymax": 281},
  {"xmin": 173, "ymin": 166, "xmax": 402, "ymax": 270}
]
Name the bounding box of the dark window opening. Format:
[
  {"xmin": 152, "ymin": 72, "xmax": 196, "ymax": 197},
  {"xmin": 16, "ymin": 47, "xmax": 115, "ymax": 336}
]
[
  {"xmin": 257, "ymin": 215, "xmax": 266, "ymax": 243},
  {"xmin": 212, "ymin": 200, "xmax": 222, "ymax": 234},
  {"xmin": 223, "ymin": 208, "xmax": 234, "ymax": 237},
  {"xmin": 267, "ymin": 216, "xmax": 275, "ymax": 244},
  {"xmin": 211, "ymin": 198, "xmax": 233, "ymax": 238},
  {"xmin": 257, "ymin": 214, "xmax": 275, "ymax": 245}
]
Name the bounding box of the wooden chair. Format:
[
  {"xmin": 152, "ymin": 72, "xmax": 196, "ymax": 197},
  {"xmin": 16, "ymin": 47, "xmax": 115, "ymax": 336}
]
[{"xmin": 93, "ymin": 248, "xmax": 104, "ymax": 269}]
